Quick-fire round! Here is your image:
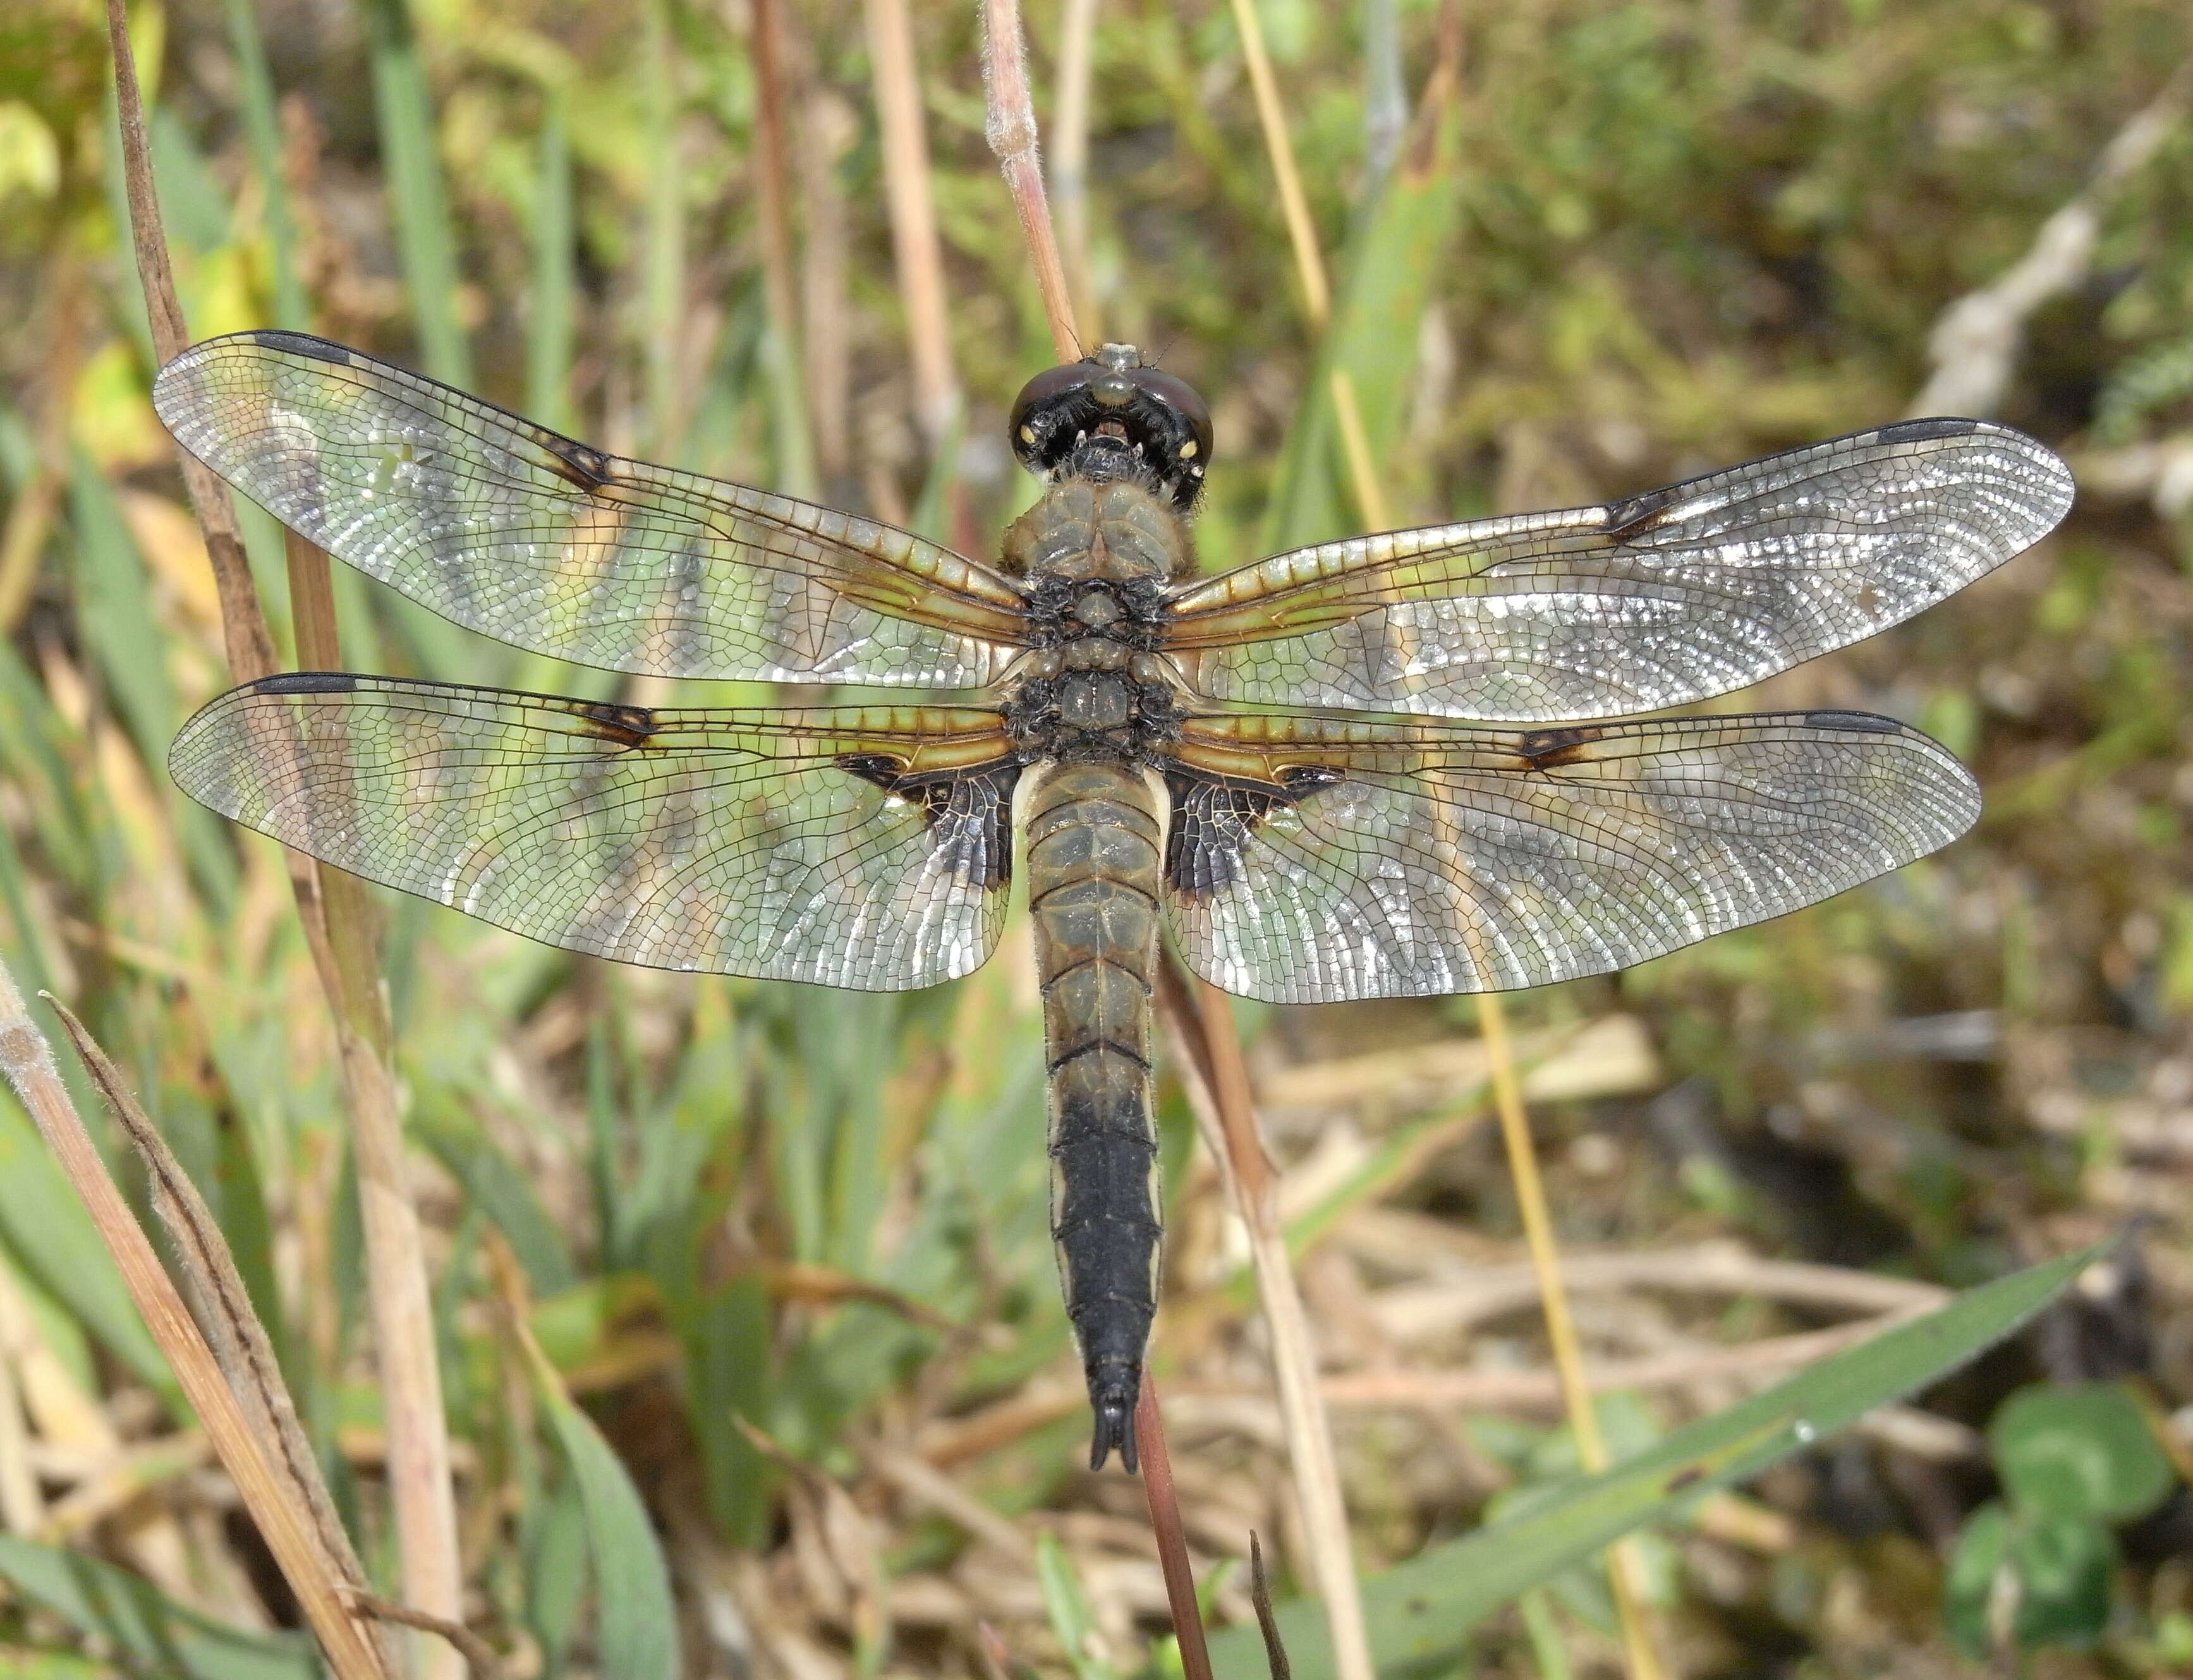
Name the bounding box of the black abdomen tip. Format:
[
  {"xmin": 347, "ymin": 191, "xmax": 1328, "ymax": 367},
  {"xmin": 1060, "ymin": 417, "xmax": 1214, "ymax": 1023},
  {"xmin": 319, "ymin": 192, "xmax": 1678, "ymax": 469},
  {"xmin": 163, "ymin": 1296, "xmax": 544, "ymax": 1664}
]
[{"xmin": 1088, "ymin": 1371, "xmax": 1141, "ymax": 1474}]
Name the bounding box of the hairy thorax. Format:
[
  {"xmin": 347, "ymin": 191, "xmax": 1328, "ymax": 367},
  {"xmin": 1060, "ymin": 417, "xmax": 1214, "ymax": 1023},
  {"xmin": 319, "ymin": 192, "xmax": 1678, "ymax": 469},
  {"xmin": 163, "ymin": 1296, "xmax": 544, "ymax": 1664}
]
[{"xmin": 1000, "ymin": 480, "xmax": 1196, "ymax": 764}]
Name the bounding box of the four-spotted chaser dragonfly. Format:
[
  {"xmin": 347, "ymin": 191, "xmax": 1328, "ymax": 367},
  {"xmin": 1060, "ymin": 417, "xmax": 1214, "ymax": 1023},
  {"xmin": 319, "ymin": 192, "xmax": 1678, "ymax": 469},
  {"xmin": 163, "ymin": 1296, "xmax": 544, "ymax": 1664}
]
[{"xmin": 154, "ymin": 332, "xmax": 2072, "ymax": 1470}]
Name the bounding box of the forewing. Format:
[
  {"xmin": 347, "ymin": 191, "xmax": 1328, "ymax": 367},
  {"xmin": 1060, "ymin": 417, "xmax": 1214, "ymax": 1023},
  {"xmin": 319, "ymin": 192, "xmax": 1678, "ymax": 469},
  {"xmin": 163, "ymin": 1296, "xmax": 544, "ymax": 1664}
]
[
  {"xmin": 1162, "ymin": 709, "xmax": 1977, "ymax": 1003},
  {"xmin": 1167, "ymin": 421, "xmax": 2071, "ymax": 720},
  {"xmin": 170, "ymin": 675, "xmax": 1019, "ymax": 989},
  {"xmin": 153, "ymin": 333, "xmax": 1029, "ymax": 686}
]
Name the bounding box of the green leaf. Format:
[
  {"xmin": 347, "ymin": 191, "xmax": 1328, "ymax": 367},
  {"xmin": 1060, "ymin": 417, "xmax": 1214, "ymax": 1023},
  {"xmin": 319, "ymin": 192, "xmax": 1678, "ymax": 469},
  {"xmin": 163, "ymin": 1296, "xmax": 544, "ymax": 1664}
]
[
  {"xmin": 0, "ymin": 1536, "xmax": 314, "ymax": 1680},
  {"xmin": 1989, "ymin": 1381, "xmax": 2177, "ymax": 1523},
  {"xmin": 529, "ymin": 1346, "xmax": 681, "ymax": 1680},
  {"xmin": 527, "ymin": 1472, "xmax": 590, "ymax": 1677},
  {"xmin": 1942, "ymin": 1500, "xmax": 2115, "ymax": 1658},
  {"xmin": 1208, "ymin": 1245, "xmax": 2099, "ymax": 1679},
  {"xmin": 0, "ymin": 1091, "xmax": 178, "ymax": 1408},
  {"xmin": 1035, "ymin": 1532, "xmax": 1120, "ymax": 1680},
  {"xmin": 1260, "ymin": 106, "xmax": 1464, "ymax": 556},
  {"xmin": 415, "ymin": 1112, "xmax": 576, "ymax": 1296},
  {"xmin": 355, "ymin": 0, "xmax": 471, "ymax": 388}
]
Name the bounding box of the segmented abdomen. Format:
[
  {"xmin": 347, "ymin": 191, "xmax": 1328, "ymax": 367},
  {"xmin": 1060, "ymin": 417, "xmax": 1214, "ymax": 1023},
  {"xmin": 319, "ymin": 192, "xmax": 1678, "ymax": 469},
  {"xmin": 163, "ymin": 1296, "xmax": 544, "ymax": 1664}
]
[{"xmin": 1025, "ymin": 760, "xmax": 1165, "ymax": 1472}]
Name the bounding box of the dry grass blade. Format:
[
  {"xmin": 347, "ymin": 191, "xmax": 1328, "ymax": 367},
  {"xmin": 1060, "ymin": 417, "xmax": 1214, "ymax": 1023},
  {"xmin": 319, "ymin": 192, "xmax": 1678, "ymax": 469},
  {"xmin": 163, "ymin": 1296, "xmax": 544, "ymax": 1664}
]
[
  {"xmin": 284, "ymin": 528, "xmax": 468, "ymax": 1679},
  {"xmin": 1914, "ymin": 55, "xmax": 2193, "ymax": 418},
  {"xmin": 111, "ymin": 3, "xmax": 465, "ymax": 1664},
  {"xmin": 1219, "ymin": 8, "xmax": 1665, "ymax": 1673},
  {"xmin": 1050, "ymin": 0, "xmax": 1102, "ymax": 344},
  {"xmin": 0, "ymin": 962, "xmax": 392, "ymax": 1680},
  {"xmin": 1150, "ymin": 962, "xmax": 1368, "ymax": 1680},
  {"xmin": 865, "ymin": 0, "xmax": 959, "ymax": 445},
  {"xmin": 980, "ymin": 0, "xmax": 1079, "ymax": 361},
  {"xmin": 104, "ymin": 0, "xmax": 278, "ymax": 686},
  {"xmin": 1135, "ymin": 1377, "xmax": 1213, "ymax": 1680},
  {"xmin": 41, "ymin": 995, "xmax": 374, "ymax": 1629}
]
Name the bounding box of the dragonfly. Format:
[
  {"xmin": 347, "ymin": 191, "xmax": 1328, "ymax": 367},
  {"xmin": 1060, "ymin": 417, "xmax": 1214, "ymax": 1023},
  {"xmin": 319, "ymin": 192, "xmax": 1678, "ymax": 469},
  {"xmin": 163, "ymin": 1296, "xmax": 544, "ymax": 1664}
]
[{"xmin": 154, "ymin": 331, "xmax": 2073, "ymax": 1471}]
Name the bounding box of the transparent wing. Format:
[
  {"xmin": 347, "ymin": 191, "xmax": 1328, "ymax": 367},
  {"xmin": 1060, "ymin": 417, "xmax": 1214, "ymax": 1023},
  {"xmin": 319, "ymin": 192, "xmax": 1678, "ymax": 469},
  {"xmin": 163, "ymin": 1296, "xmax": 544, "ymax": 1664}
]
[
  {"xmin": 1167, "ymin": 421, "xmax": 2072, "ymax": 721},
  {"xmin": 153, "ymin": 333, "xmax": 1030, "ymax": 686},
  {"xmin": 1162, "ymin": 708, "xmax": 1977, "ymax": 1003},
  {"xmin": 170, "ymin": 674, "xmax": 1019, "ymax": 989}
]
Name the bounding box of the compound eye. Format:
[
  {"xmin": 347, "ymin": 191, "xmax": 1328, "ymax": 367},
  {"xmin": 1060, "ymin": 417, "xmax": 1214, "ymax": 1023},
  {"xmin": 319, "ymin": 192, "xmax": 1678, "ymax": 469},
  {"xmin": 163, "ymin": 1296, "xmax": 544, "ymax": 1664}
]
[
  {"xmin": 1133, "ymin": 367, "xmax": 1214, "ymax": 466},
  {"xmin": 1009, "ymin": 361, "xmax": 1097, "ymax": 452}
]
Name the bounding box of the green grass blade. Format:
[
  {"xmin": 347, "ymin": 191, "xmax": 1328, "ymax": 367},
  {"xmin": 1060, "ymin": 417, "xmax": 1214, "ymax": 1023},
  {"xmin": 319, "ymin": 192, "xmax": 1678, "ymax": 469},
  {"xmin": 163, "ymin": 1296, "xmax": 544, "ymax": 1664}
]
[
  {"xmin": 1260, "ymin": 112, "xmax": 1464, "ymax": 553},
  {"xmin": 526, "ymin": 90, "xmax": 576, "ymax": 433},
  {"xmin": 221, "ymin": 0, "xmax": 307, "ymax": 329},
  {"xmin": 532, "ymin": 1351, "xmax": 681, "ymax": 1679},
  {"xmin": 0, "ymin": 1535, "xmax": 315, "ymax": 1679},
  {"xmin": 640, "ymin": 0, "xmax": 683, "ymax": 459},
  {"xmin": 355, "ymin": 0, "xmax": 472, "ymax": 387},
  {"xmin": 1208, "ymin": 1244, "xmax": 2103, "ymax": 1679},
  {"xmin": 416, "ymin": 1110, "xmax": 576, "ymax": 1296}
]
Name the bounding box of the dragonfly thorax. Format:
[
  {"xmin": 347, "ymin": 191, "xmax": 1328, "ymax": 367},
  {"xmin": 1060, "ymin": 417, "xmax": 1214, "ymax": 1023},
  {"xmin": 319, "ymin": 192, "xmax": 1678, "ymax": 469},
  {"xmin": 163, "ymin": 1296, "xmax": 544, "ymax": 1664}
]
[{"xmin": 1002, "ymin": 478, "xmax": 1193, "ymax": 764}]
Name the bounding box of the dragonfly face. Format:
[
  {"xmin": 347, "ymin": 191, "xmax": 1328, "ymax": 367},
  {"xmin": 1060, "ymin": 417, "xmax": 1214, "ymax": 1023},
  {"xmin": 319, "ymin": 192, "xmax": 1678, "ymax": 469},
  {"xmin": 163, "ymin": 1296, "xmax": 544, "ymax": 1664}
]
[{"xmin": 154, "ymin": 331, "xmax": 2074, "ymax": 1470}]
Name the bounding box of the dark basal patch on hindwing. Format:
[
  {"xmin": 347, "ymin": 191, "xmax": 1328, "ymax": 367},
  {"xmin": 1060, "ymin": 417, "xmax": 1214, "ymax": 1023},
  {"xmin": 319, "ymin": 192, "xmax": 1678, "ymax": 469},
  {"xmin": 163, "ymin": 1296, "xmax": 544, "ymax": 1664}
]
[
  {"xmin": 1514, "ymin": 725, "xmax": 1608, "ymax": 771},
  {"xmin": 839, "ymin": 755, "xmax": 1024, "ymax": 888},
  {"xmin": 1164, "ymin": 763, "xmax": 1342, "ymax": 899}
]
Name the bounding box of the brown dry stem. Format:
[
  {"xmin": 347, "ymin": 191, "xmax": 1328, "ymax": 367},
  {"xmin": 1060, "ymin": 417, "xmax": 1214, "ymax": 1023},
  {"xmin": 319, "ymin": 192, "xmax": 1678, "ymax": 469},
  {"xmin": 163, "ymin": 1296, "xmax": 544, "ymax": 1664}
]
[
  {"xmin": 106, "ymin": 7, "xmax": 466, "ymax": 1665},
  {"xmin": 0, "ymin": 964, "xmax": 392, "ymax": 1680},
  {"xmin": 864, "ymin": 0, "xmax": 960, "ymax": 445}
]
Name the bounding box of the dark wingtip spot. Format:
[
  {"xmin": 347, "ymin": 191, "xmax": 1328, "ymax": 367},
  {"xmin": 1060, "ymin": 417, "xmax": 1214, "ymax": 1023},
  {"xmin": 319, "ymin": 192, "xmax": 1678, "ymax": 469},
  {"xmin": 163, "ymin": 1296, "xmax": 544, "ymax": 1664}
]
[
  {"xmin": 1605, "ymin": 484, "xmax": 1679, "ymax": 536},
  {"xmin": 255, "ymin": 672, "xmax": 358, "ymax": 694},
  {"xmin": 1877, "ymin": 416, "xmax": 1978, "ymax": 444},
  {"xmin": 247, "ymin": 330, "xmax": 351, "ymax": 365},
  {"xmin": 1666, "ymin": 1465, "xmax": 1707, "ymax": 1495},
  {"xmin": 1804, "ymin": 710, "xmax": 1903, "ymax": 734}
]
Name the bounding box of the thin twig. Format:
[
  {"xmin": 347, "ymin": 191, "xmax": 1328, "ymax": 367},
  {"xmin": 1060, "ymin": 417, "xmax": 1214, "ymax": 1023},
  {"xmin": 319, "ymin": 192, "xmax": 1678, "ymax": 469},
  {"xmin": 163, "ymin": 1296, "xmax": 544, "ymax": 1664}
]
[
  {"xmin": 1913, "ymin": 56, "xmax": 2193, "ymax": 418},
  {"xmin": 351, "ymin": 1593, "xmax": 505, "ymax": 1677},
  {"xmin": 865, "ymin": 0, "xmax": 961, "ymax": 444},
  {"xmin": 0, "ymin": 965, "xmax": 392, "ymax": 1680},
  {"xmin": 1136, "ymin": 1376, "xmax": 1213, "ymax": 1680},
  {"xmin": 980, "ymin": 0, "xmax": 1078, "ymax": 361},
  {"xmin": 1248, "ymin": 1533, "xmax": 1292, "ymax": 1680}
]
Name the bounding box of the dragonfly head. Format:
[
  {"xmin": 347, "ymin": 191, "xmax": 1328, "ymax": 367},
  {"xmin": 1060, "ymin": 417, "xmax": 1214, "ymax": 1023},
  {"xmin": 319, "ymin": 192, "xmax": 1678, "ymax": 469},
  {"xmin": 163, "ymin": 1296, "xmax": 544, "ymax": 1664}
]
[{"xmin": 1011, "ymin": 344, "xmax": 1213, "ymax": 512}]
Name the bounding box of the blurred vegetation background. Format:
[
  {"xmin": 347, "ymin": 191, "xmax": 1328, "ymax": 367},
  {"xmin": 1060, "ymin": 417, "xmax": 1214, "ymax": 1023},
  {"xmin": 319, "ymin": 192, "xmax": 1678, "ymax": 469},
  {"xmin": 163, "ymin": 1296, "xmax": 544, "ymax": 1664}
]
[{"xmin": 3, "ymin": 0, "xmax": 2193, "ymax": 1673}]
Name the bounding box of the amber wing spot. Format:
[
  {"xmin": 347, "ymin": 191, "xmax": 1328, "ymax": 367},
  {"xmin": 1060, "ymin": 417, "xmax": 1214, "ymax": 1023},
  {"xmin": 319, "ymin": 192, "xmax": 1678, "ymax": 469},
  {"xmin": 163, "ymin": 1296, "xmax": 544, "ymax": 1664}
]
[
  {"xmin": 540, "ymin": 433, "xmax": 612, "ymax": 491},
  {"xmin": 1515, "ymin": 725, "xmax": 1607, "ymax": 771},
  {"xmin": 1604, "ymin": 483, "xmax": 1680, "ymax": 537},
  {"xmin": 571, "ymin": 701, "xmax": 656, "ymax": 749}
]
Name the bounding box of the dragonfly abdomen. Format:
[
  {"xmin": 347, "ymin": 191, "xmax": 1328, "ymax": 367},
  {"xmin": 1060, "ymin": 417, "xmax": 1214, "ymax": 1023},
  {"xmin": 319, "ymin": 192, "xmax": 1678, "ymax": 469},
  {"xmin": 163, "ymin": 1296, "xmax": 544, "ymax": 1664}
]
[{"xmin": 1025, "ymin": 760, "xmax": 1165, "ymax": 1473}]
